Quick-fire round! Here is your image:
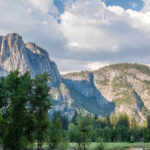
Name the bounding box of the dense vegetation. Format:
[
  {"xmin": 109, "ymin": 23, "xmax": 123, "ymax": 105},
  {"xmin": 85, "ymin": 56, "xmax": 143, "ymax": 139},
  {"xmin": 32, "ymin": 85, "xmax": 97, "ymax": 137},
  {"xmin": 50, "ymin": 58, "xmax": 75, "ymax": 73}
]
[
  {"xmin": 0, "ymin": 71, "xmax": 150, "ymax": 150},
  {"xmin": 48, "ymin": 110, "xmax": 150, "ymax": 150},
  {"xmin": 0, "ymin": 71, "xmax": 51, "ymax": 150}
]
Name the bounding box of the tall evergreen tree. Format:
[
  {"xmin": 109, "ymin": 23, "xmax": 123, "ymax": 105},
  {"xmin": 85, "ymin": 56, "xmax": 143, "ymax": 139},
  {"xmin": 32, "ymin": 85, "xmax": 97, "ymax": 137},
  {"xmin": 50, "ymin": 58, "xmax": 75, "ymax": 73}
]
[
  {"xmin": 0, "ymin": 71, "xmax": 52, "ymax": 150},
  {"xmin": 33, "ymin": 72, "xmax": 51, "ymax": 150},
  {"xmin": 47, "ymin": 118, "xmax": 63, "ymax": 150},
  {"xmin": 130, "ymin": 117, "xmax": 138, "ymax": 129}
]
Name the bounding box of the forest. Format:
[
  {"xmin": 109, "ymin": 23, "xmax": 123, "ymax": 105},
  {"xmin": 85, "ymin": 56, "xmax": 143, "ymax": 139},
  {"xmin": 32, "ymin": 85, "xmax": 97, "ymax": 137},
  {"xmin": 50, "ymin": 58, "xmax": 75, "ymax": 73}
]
[{"xmin": 0, "ymin": 71, "xmax": 150, "ymax": 150}]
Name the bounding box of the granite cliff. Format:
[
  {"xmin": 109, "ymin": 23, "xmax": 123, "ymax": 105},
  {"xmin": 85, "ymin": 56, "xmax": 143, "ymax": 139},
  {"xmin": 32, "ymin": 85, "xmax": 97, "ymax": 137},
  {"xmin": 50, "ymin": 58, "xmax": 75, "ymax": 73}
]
[{"xmin": 63, "ymin": 64, "xmax": 150, "ymax": 123}]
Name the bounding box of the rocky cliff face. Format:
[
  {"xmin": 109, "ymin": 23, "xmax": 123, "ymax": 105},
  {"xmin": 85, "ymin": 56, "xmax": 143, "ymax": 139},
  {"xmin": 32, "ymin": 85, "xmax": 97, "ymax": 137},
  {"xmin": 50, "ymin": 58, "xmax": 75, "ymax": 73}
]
[
  {"xmin": 0, "ymin": 33, "xmax": 61, "ymax": 84},
  {"xmin": 0, "ymin": 33, "xmax": 75, "ymax": 120},
  {"xmin": 63, "ymin": 64, "xmax": 150, "ymax": 123}
]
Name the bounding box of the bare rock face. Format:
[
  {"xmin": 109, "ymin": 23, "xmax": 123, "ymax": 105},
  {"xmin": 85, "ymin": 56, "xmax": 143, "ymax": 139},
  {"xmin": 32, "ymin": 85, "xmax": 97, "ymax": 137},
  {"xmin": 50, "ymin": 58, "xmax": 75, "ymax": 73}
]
[
  {"xmin": 63, "ymin": 64, "xmax": 150, "ymax": 124},
  {"xmin": 0, "ymin": 33, "xmax": 29, "ymax": 74},
  {"xmin": 0, "ymin": 33, "xmax": 75, "ymax": 119},
  {"xmin": 0, "ymin": 33, "xmax": 61, "ymax": 84},
  {"xmin": 25, "ymin": 42, "xmax": 61, "ymax": 84}
]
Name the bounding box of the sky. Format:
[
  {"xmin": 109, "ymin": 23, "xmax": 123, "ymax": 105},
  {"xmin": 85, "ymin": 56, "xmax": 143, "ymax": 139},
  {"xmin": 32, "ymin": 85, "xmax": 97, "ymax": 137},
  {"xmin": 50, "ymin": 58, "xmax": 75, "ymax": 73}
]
[{"xmin": 0, "ymin": 0, "xmax": 150, "ymax": 73}]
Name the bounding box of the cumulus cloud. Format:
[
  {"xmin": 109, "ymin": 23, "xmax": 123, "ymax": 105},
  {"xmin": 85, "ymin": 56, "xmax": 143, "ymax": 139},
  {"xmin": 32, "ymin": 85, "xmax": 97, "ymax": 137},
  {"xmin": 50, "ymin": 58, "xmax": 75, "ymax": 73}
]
[
  {"xmin": 1, "ymin": 0, "xmax": 150, "ymax": 73},
  {"xmin": 59, "ymin": 0, "xmax": 150, "ymax": 54},
  {"xmin": 142, "ymin": 0, "xmax": 150, "ymax": 12},
  {"xmin": 86, "ymin": 61, "xmax": 109, "ymax": 71},
  {"xmin": 55, "ymin": 0, "xmax": 150, "ymax": 72},
  {"xmin": 26, "ymin": 0, "xmax": 57, "ymax": 13},
  {"xmin": 0, "ymin": 0, "xmax": 67, "ymax": 56}
]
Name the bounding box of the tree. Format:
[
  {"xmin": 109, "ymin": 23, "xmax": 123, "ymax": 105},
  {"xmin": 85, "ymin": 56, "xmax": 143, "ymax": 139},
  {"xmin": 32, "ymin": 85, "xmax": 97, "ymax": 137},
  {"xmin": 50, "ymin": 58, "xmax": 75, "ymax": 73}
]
[
  {"xmin": 0, "ymin": 77, "xmax": 9, "ymax": 150},
  {"xmin": 105, "ymin": 114, "xmax": 112, "ymax": 128},
  {"xmin": 130, "ymin": 117, "xmax": 138, "ymax": 129},
  {"xmin": 0, "ymin": 71, "xmax": 34, "ymax": 150},
  {"xmin": 147, "ymin": 115, "xmax": 150, "ymax": 141},
  {"xmin": 116, "ymin": 113, "xmax": 130, "ymax": 128},
  {"xmin": 32, "ymin": 72, "xmax": 52, "ymax": 150},
  {"xmin": 52, "ymin": 111, "xmax": 69, "ymax": 130},
  {"xmin": 69, "ymin": 115, "xmax": 93, "ymax": 150},
  {"xmin": 102, "ymin": 127, "xmax": 112, "ymax": 142},
  {"xmin": 110, "ymin": 113, "xmax": 116, "ymax": 128},
  {"xmin": 71, "ymin": 110, "xmax": 78, "ymax": 125},
  {"xmin": 0, "ymin": 71, "xmax": 52, "ymax": 150},
  {"xmin": 47, "ymin": 118, "xmax": 63, "ymax": 150}
]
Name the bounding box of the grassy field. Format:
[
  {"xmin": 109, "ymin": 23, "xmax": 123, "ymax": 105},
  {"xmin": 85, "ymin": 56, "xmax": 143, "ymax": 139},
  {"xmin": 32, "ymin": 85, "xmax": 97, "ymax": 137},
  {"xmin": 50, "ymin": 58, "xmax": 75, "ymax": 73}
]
[
  {"xmin": 5, "ymin": 142, "xmax": 150, "ymax": 150},
  {"xmin": 70, "ymin": 142, "xmax": 150, "ymax": 150}
]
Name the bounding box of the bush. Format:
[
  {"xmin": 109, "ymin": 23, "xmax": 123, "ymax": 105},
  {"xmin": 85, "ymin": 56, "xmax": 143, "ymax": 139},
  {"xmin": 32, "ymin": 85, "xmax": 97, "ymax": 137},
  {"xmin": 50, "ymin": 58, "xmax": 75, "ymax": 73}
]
[
  {"xmin": 58, "ymin": 135, "xmax": 69, "ymax": 150},
  {"xmin": 95, "ymin": 143, "xmax": 104, "ymax": 150}
]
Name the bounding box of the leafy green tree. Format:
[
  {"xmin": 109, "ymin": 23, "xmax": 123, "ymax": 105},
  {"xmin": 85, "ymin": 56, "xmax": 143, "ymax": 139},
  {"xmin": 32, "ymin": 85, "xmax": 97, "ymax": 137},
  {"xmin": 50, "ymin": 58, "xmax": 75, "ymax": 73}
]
[
  {"xmin": 52, "ymin": 111, "xmax": 69, "ymax": 130},
  {"xmin": 0, "ymin": 71, "xmax": 51, "ymax": 150},
  {"xmin": 147, "ymin": 115, "xmax": 150, "ymax": 141},
  {"xmin": 142, "ymin": 127, "xmax": 149, "ymax": 142},
  {"xmin": 130, "ymin": 117, "xmax": 138, "ymax": 129},
  {"xmin": 32, "ymin": 72, "xmax": 51, "ymax": 150},
  {"xmin": 0, "ymin": 77, "xmax": 9, "ymax": 150},
  {"xmin": 0, "ymin": 71, "xmax": 34, "ymax": 150},
  {"xmin": 116, "ymin": 113, "xmax": 130, "ymax": 128},
  {"xmin": 102, "ymin": 127, "xmax": 112, "ymax": 142},
  {"xmin": 47, "ymin": 118, "xmax": 63, "ymax": 150},
  {"xmin": 110, "ymin": 113, "xmax": 116, "ymax": 128},
  {"xmin": 71, "ymin": 110, "xmax": 78, "ymax": 125},
  {"xmin": 69, "ymin": 115, "xmax": 93, "ymax": 150},
  {"xmin": 105, "ymin": 114, "xmax": 111, "ymax": 128}
]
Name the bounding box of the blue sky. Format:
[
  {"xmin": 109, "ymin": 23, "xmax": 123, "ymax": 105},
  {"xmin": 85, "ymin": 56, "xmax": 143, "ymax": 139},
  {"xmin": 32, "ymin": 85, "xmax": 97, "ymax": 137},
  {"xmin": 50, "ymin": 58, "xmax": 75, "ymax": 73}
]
[
  {"xmin": 0, "ymin": 0, "xmax": 150, "ymax": 73},
  {"xmin": 54, "ymin": 0, "xmax": 144, "ymax": 14},
  {"xmin": 103, "ymin": 0, "xmax": 144, "ymax": 11},
  {"xmin": 54, "ymin": 0, "xmax": 66, "ymax": 13}
]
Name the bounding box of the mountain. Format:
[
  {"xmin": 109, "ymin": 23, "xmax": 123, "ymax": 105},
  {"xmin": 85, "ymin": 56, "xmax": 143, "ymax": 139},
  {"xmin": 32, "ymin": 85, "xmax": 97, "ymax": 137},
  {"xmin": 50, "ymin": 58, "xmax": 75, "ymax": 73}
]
[
  {"xmin": 0, "ymin": 33, "xmax": 75, "ymax": 119},
  {"xmin": 0, "ymin": 33, "xmax": 61, "ymax": 84},
  {"xmin": 63, "ymin": 63, "xmax": 150, "ymax": 123},
  {"xmin": 0, "ymin": 33, "xmax": 150, "ymax": 123}
]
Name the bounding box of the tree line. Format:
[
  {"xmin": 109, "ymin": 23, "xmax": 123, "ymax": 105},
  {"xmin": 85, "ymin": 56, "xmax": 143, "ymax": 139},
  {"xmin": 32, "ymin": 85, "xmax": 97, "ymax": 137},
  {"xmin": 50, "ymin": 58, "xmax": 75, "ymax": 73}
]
[
  {"xmin": 0, "ymin": 71, "xmax": 150, "ymax": 150},
  {"xmin": 0, "ymin": 71, "xmax": 51, "ymax": 150},
  {"xmin": 50, "ymin": 111, "xmax": 150, "ymax": 150}
]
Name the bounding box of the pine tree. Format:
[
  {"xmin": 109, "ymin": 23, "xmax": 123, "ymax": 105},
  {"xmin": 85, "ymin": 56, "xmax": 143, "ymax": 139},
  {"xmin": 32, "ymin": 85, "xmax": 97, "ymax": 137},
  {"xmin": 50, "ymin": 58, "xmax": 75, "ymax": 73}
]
[
  {"xmin": 47, "ymin": 118, "xmax": 62, "ymax": 150},
  {"xmin": 130, "ymin": 117, "xmax": 138, "ymax": 129},
  {"xmin": 32, "ymin": 72, "xmax": 51, "ymax": 150}
]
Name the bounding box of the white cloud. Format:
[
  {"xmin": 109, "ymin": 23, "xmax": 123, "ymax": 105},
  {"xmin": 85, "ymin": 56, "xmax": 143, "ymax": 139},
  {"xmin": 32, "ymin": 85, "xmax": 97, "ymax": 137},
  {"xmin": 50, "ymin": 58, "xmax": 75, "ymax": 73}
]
[
  {"xmin": 142, "ymin": 0, "xmax": 150, "ymax": 12},
  {"xmin": 42, "ymin": 20, "xmax": 48, "ymax": 25},
  {"xmin": 1, "ymin": 0, "xmax": 150, "ymax": 73},
  {"xmin": 59, "ymin": 0, "xmax": 150, "ymax": 54},
  {"xmin": 60, "ymin": 0, "xmax": 121, "ymax": 52},
  {"xmin": 86, "ymin": 61, "xmax": 109, "ymax": 71},
  {"xmin": 26, "ymin": 0, "xmax": 57, "ymax": 14}
]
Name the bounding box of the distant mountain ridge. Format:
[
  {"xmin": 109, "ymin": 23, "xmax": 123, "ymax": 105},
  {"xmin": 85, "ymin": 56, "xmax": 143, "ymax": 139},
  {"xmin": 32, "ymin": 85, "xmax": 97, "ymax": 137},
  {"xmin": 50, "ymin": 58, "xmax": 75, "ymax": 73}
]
[
  {"xmin": 0, "ymin": 33, "xmax": 150, "ymax": 123},
  {"xmin": 63, "ymin": 63, "xmax": 150, "ymax": 123}
]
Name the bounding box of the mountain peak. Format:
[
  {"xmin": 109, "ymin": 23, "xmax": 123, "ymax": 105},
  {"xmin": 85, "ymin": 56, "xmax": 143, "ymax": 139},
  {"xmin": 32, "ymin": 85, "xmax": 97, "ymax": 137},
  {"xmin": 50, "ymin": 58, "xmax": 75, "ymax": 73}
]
[
  {"xmin": 5, "ymin": 33, "xmax": 23, "ymax": 42},
  {"xmin": 25, "ymin": 42, "xmax": 49, "ymax": 57}
]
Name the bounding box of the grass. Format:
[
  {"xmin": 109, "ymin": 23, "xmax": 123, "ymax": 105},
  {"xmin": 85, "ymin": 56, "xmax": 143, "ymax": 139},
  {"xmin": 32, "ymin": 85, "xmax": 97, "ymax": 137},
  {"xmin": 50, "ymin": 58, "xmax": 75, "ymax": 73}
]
[
  {"xmin": 69, "ymin": 142, "xmax": 150, "ymax": 150},
  {"xmin": 104, "ymin": 142, "xmax": 150, "ymax": 150},
  {"xmin": 2, "ymin": 142, "xmax": 150, "ymax": 150}
]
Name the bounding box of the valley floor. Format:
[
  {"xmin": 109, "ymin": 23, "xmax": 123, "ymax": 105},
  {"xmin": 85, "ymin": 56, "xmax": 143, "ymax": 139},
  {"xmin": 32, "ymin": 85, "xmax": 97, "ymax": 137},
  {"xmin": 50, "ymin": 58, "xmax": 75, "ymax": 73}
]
[
  {"xmin": 1, "ymin": 142, "xmax": 150, "ymax": 150},
  {"xmin": 70, "ymin": 142, "xmax": 150, "ymax": 150}
]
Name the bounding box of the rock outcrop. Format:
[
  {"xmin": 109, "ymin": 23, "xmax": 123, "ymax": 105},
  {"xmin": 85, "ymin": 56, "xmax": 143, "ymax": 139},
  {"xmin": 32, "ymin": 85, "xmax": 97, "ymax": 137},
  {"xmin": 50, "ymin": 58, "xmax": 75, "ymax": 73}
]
[
  {"xmin": 0, "ymin": 33, "xmax": 75, "ymax": 120},
  {"xmin": 63, "ymin": 64, "xmax": 150, "ymax": 123}
]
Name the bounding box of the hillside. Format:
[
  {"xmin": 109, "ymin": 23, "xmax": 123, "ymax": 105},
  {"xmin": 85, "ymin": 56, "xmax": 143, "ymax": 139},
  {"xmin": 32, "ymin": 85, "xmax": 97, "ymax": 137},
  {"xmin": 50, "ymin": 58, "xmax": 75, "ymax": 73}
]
[{"xmin": 63, "ymin": 63, "xmax": 150, "ymax": 123}]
